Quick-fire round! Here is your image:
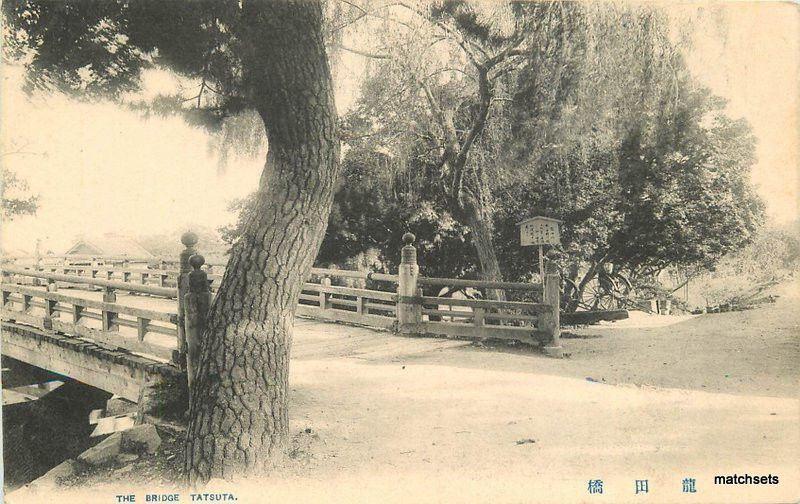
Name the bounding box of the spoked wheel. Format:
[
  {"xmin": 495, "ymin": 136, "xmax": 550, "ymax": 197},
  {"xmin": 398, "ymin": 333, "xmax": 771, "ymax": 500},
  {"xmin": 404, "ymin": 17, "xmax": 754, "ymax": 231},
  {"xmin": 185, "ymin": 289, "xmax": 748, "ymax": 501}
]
[
  {"xmin": 564, "ymin": 266, "xmax": 636, "ymax": 312},
  {"xmin": 580, "ymin": 277, "xmax": 618, "ymax": 310},
  {"xmin": 577, "ymin": 269, "xmax": 634, "ymax": 311}
]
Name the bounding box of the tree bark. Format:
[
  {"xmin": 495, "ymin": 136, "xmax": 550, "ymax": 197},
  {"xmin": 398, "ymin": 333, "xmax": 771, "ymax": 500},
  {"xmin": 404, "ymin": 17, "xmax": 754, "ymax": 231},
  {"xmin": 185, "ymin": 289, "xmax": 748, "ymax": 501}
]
[
  {"xmin": 184, "ymin": 0, "xmax": 339, "ymax": 484},
  {"xmin": 563, "ymin": 262, "xmax": 582, "ymax": 313},
  {"xmin": 463, "ymin": 202, "xmax": 506, "ymax": 301}
]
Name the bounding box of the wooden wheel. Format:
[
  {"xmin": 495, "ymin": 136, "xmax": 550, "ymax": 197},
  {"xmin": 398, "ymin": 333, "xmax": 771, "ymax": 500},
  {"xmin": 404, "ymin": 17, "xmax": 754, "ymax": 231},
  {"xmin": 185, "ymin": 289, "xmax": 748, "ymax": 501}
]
[{"xmin": 580, "ymin": 277, "xmax": 618, "ymax": 310}]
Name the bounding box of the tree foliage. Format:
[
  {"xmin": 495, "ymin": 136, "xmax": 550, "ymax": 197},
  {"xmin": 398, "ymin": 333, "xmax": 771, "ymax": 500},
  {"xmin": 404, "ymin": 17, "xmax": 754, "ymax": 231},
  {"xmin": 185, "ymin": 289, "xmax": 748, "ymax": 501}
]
[
  {"xmin": 328, "ymin": 1, "xmax": 763, "ymax": 308},
  {"xmin": 695, "ymin": 223, "xmax": 800, "ymax": 306},
  {"xmin": 1, "ymin": 167, "xmax": 38, "ymax": 221}
]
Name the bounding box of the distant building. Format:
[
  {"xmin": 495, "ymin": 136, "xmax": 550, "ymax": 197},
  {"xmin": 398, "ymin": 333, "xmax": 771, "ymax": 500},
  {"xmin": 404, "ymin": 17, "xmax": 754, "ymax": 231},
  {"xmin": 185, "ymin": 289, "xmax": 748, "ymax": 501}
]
[
  {"xmin": 0, "ymin": 247, "xmax": 32, "ymax": 260},
  {"xmin": 64, "ymin": 233, "xmax": 153, "ymax": 258}
]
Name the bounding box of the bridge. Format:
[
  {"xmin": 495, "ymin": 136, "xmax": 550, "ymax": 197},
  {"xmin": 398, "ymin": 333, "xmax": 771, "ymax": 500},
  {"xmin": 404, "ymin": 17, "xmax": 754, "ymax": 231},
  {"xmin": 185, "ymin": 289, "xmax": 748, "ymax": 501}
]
[{"xmin": 1, "ymin": 233, "xmax": 561, "ymax": 410}]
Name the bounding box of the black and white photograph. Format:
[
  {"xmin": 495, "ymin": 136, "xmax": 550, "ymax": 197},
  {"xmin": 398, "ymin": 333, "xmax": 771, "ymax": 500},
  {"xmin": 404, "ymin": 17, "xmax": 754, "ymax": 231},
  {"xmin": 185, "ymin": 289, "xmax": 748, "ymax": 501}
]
[{"xmin": 0, "ymin": 0, "xmax": 798, "ymax": 502}]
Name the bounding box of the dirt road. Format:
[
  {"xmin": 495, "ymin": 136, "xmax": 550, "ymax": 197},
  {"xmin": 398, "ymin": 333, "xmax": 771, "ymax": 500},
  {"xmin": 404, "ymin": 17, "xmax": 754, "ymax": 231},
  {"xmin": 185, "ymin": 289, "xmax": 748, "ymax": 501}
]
[{"xmin": 291, "ymin": 278, "xmax": 798, "ymax": 398}]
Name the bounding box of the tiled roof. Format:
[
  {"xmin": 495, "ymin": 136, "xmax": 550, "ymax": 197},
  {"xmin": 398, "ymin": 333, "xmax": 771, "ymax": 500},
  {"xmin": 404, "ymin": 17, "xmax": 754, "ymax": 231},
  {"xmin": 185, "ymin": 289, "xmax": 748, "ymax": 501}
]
[{"xmin": 64, "ymin": 234, "xmax": 154, "ymax": 257}]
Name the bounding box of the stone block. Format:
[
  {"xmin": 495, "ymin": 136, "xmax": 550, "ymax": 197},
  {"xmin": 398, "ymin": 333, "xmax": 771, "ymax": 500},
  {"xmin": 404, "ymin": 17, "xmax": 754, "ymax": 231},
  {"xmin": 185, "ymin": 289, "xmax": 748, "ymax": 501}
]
[
  {"xmin": 29, "ymin": 459, "xmax": 79, "ymax": 488},
  {"xmin": 78, "ymin": 432, "xmax": 122, "ymax": 465},
  {"xmin": 106, "ymin": 396, "xmax": 138, "ymax": 416},
  {"xmin": 122, "ymin": 424, "xmax": 161, "ymax": 454}
]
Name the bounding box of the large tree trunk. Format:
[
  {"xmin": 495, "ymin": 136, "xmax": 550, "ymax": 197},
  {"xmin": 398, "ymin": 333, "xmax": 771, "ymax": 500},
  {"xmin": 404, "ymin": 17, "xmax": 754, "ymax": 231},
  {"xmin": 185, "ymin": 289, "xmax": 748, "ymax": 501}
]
[
  {"xmin": 463, "ymin": 203, "xmax": 506, "ymax": 301},
  {"xmin": 185, "ymin": 0, "xmax": 339, "ymax": 485}
]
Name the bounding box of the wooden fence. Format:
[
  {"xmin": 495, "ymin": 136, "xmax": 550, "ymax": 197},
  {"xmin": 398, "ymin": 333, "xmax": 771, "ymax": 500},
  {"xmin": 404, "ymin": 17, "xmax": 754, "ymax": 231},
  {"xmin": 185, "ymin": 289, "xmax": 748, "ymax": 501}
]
[
  {"xmin": 2, "ymin": 231, "xmax": 564, "ymax": 377},
  {"xmin": 1, "ymin": 268, "xmax": 180, "ymax": 362}
]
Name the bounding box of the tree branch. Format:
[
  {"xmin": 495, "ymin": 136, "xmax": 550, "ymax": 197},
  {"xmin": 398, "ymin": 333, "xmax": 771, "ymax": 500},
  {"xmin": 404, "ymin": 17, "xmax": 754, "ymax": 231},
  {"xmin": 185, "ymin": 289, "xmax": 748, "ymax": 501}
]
[
  {"xmin": 394, "ymin": 1, "xmax": 487, "ymax": 64},
  {"xmin": 332, "ymin": 44, "xmax": 391, "ymax": 59},
  {"xmin": 451, "ymin": 67, "xmax": 491, "ymax": 198}
]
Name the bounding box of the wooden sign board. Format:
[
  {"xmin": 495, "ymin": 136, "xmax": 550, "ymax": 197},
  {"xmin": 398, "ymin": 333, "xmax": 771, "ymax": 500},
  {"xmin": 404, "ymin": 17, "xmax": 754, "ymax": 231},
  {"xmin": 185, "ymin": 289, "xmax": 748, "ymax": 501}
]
[{"xmin": 518, "ymin": 216, "xmax": 561, "ymax": 247}]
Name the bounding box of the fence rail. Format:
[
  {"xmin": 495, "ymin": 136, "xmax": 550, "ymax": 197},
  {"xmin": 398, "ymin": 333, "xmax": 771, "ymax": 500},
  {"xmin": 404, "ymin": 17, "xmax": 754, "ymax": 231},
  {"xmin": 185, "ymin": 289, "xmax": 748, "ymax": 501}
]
[
  {"xmin": 298, "ymin": 280, "xmax": 398, "ymax": 329},
  {"xmin": 1, "ymin": 266, "xmax": 176, "ymax": 298},
  {"xmin": 1, "ymin": 283, "xmax": 178, "ymax": 361},
  {"xmin": 1, "ymin": 254, "xmax": 228, "ymax": 268},
  {"xmin": 2, "ymin": 230, "xmax": 563, "ymax": 374},
  {"xmin": 418, "ymin": 276, "xmax": 543, "ymax": 292},
  {"xmin": 3, "ymin": 262, "xmax": 403, "ymax": 295}
]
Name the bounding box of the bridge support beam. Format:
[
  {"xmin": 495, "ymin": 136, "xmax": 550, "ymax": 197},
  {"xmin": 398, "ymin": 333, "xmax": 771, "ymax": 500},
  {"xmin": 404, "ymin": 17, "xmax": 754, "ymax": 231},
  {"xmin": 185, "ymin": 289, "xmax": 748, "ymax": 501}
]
[{"xmin": 1, "ymin": 322, "xmax": 170, "ymax": 402}]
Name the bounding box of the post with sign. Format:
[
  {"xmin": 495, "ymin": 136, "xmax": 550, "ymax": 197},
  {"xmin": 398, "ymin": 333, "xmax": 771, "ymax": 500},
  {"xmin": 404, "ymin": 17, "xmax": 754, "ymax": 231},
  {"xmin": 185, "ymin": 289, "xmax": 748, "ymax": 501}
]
[
  {"xmin": 518, "ymin": 216, "xmax": 562, "ymax": 276},
  {"xmin": 518, "ymin": 216, "xmax": 563, "ymax": 357}
]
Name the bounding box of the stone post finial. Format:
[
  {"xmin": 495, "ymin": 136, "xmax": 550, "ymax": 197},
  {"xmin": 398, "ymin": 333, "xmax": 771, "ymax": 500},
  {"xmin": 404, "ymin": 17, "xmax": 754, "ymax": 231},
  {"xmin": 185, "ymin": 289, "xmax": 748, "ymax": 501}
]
[
  {"xmin": 401, "ymin": 232, "xmax": 416, "ymax": 266},
  {"xmin": 181, "ymin": 231, "xmax": 199, "ymax": 248},
  {"xmin": 189, "ymin": 254, "xmax": 204, "ymax": 270},
  {"xmin": 180, "ymin": 231, "xmax": 199, "ymax": 271},
  {"xmin": 188, "ymin": 254, "xmax": 208, "ymax": 292}
]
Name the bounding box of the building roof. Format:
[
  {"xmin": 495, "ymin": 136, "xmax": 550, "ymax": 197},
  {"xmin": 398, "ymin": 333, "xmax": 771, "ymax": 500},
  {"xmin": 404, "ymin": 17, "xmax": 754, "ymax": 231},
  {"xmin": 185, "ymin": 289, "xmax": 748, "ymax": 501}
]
[
  {"xmin": 517, "ymin": 216, "xmax": 563, "ymax": 226},
  {"xmin": 64, "ymin": 234, "xmax": 154, "ymax": 258},
  {"xmin": 0, "ymin": 247, "xmax": 32, "ymax": 259}
]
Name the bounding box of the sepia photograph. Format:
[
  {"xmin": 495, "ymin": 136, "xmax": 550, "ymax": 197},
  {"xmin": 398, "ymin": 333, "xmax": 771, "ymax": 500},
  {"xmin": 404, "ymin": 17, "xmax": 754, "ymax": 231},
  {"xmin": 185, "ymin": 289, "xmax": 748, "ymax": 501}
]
[{"xmin": 0, "ymin": 0, "xmax": 798, "ymax": 502}]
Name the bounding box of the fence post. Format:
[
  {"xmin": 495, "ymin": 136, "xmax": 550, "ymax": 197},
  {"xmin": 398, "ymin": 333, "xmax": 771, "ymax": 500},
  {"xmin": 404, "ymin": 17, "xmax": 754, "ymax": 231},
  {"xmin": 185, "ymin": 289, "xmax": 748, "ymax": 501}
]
[
  {"xmin": 319, "ymin": 277, "xmax": 331, "ymax": 310},
  {"xmin": 541, "ymin": 262, "xmax": 563, "ymax": 358},
  {"xmin": 184, "ymin": 254, "xmax": 210, "ymax": 397},
  {"xmin": 397, "ymin": 232, "xmax": 420, "ymax": 333},
  {"xmin": 103, "ymin": 285, "xmax": 116, "ymax": 303},
  {"xmin": 175, "ymin": 231, "xmax": 198, "ymax": 368},
  {"xmin": 102, "ymin": 308, "xmax": 119, "ymax": 332},
  {"xmin": 33, "ymin": 239, "xmax": 42, "ymax": 286}
]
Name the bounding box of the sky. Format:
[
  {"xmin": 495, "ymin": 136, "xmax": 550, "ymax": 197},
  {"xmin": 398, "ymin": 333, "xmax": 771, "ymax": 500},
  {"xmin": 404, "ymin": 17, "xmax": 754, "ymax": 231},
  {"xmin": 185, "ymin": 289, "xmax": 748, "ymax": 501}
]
[
  {"xmin": 1, "ymin": 1, "xmax": 798, "ymax": 255},
  {"xmin": 675, "ymin": 1, "xmax": 799, "ymax": 225},
  {"xmin": 1, "ymin": 68, "xmax": 265, "ymax": 254}
]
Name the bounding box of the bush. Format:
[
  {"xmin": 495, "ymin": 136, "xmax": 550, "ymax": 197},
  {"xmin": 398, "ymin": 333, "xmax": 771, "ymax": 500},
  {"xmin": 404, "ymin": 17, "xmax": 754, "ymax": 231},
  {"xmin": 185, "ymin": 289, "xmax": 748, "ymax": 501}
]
[{"xmin": 695, "ymin": 225, "xmax": 800, "ymax": 307}]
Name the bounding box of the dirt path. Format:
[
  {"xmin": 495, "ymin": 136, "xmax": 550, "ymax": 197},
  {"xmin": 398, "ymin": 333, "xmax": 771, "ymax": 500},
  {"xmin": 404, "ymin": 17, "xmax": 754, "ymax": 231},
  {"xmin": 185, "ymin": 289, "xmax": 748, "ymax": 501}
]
[
  {"xmin": 278, "ymin": 282, "xmax": 798, "ymax": 501},
  {"xmin": 280, "ymin": 358, "xmax": 798, "ymax": 502},
  {"xmin": 37, "ymin": 355, "xmax": 799, "ymax": 503}
]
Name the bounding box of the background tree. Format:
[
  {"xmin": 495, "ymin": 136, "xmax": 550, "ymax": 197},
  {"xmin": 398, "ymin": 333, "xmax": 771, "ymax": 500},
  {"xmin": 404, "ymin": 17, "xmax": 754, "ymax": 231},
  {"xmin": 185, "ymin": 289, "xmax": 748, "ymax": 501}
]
[
  {"xmin": 336, "ymin": 2, "xmax": 704, "ymax": 294},
  {"xmin": 335, "ymin": 1, "xmax": 555, "ymax": 296},
  {"xmin": 493, "ymin": 78, "xmax": 763, "ymax": 310},
  {"xmin": 4, "ymin": 0, "xmax": 340, "ymax": 483},
  {"xmin": 1, "ymin": 142, "xmax": 40, "ymax": 222},
  {"xmin": 220, "ymin": 148, "xmax": 479, "ymax": 281},
  {"xmin": 327, "ymin": 2, "xmax": 763, "ymax": 309},
  {"xmin": 694, "ymin": 221, "xmax": 800, "ymax": 307},
  {"xmin": 1, "ymin": 168, "xmax": 38, "ymax": 222},
  {"xmin": 138, "ymin": 226, "xmax": 230, "ymax": 265}
]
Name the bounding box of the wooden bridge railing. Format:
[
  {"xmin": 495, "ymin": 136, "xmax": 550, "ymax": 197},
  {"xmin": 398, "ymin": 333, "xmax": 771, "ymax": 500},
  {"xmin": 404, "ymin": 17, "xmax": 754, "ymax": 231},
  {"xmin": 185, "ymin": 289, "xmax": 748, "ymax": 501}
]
[
  {"xmin": 1, "ymin": 266, "xmax": 177, "ymax": 298},
  {"xmin": 393, "ymin": 233, "xmax": 562, "ymax": 356},
  {"xmin": 7, "ymin": 264, "xmax": 223, "ymax": 290},
  {"xmin": 2, "ymin": 231, "xmax": 563, "ymax": 367},
  {"xmin": 0, "ymin": 283, "xmax": 178, "ymax": 361},
  {"xmin": 298, "ymin": 280, "xmax": 398, "ymax": 329}
]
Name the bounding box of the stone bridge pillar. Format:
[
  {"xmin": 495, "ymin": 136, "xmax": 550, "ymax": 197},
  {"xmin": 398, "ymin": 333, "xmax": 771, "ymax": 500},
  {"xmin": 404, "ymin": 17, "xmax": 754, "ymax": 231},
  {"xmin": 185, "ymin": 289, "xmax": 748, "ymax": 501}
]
[
  {"xmin": 397, "ymin": 232, "xmax": 420, "ymax": 332},
  {"xmin": 175, "ymin": 231, "xmax": 198, "ymax": 369}
]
